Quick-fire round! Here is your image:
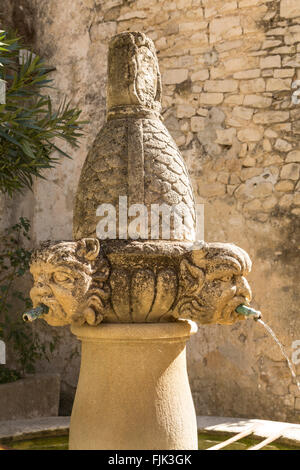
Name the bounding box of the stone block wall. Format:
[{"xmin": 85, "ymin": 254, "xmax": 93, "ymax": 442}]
[{"xmin": 1, "ymin": 0, "xmax": 300, "ymax": 421}]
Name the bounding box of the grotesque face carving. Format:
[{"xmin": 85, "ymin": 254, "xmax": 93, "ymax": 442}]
[
  {"xmin": 30, "ymin": 239, "xmax": 110, "ymax": 326},
  {"xmin": 177, "ymin": 242, "xmax": 252, "ymax": 325}
]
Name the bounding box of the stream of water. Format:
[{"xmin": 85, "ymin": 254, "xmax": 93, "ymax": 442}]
[{"xmin": 257, "ymin": 318, "xmax": 300, "ymax": 392}]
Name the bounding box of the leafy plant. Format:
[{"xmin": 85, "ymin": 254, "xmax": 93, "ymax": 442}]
[
  {"xmin": 0, "ymin": 30, "xmax": 85, "ymax": 380},
  {"xmin": 0, "ymin": 217, "xmax": 58, "ymax": 375},
  {"xmin": 0, "ymin": 30, "xmax": 85, "ymax": 195}
]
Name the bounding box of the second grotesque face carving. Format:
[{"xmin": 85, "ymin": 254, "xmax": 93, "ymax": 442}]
[{"xmin": 177, "ymin": 243, "xmax": 252, "ymax": 325}]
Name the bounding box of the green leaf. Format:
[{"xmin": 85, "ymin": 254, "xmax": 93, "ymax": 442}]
[
  {"xmin": 0, "ymin": 30, "xmax": 86, "ymax": 196},
  {"xmin": 0, "ymin": 127, "xmax": 23, "ymax": 147}
]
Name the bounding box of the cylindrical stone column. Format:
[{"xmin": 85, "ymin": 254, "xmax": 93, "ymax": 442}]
[{"xmin": 69, "ymin": 321, "xmax": 198, "ymax": 450}]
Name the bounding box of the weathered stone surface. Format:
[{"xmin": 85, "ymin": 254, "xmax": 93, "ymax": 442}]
[
  {"xmin": 266, "ymin": 78, "xmax": 292, "ymax": 92},
  {"xmin": 279, "ymin": 194, "xmax": 293, "ymax": 208},
  {"xmin": 237, "ymin": 127, "xmax": 263, "ymax": 142},
  {"xmin": 200, "ymin": 93, "xmax": 224, "ymax": 105},
  {"xmin": 197, "ymin": 416, "xmax": 300, "ymax": 444},
  {"xmin": 0, "ymin": 417, "xmax": 70, "ymax": 441},
  {"xmin": 263, "ymin": 195, "xmax": 278, "ymax": 210},
  {"xmin": 69, "ymin": 322, "xmax": 198, "ymax": 450},
  {"xmin": 198, "ymin": 182, "xmax": 226, "ymax": 197},
  {"xmin": 216, "ymin": 128, "xmax": 236, "ymax": 145},
  {"xmin": 286, "ymin": 150, "xmax": 300, "ymax": 162},
  {"xmin": 240, "ymin": 79, "xmax": 266, "ymax": 94},
  {"xmin": 243, "ymin": 95, "xmax": 272, "ymax": 108},
  {"xmin": 274, "ymin": 139, "xmax": 293, "ymax": 152},
  {"xmin": 26, "ymin": 33, "xmax": 254, "ymax": 331},
  {"xmin": 253, "ymin": 111, "xmax": 289, "ymax": 125},
  {"xmin": 163, "ymin": 68, "xmax": 189, "ymax": 84},
  {"xmin": 191, "ymin": 69, "xmax": 209, "ymax": 81},
  {"xmin": 275, "ymin": 180, "xmax": 295, "ymax": 192},
  {"xmin": 234, "ymin": 179, "xmax": 274, "ymax": 200},
  {"xmin": 244, "ymin": 199, "xmax": 262, "ymax": 212},
  {"xmin": 30, "ymin": 239, "xmax": 110, "ymax": 326},
  {"xmin": 280, "ymin": 163, "xmax": 300, "ymax": 180},
  {"xmin": 73, "ymin": 32, "xmax": 195, "ymax": 242},
  {"xmin": 30, "ymin": 238, "xmax": 252, "ymax": 327},
  {"xmin": 191, "ymin": 116, "xmax": 205, "ymax": 131},
  {"xmin": 177, "ymin": 104, "xmax": 196, "ymax": 118},
  {"xmin": 260, "ymin": 55, "xmax": 281, "ymax": 69},
  {"xmin": 293, "ymin": 192, "xmax": 300, "ymax": 205},
  {"xmin": 285, "ymin": 32, "xmax": 300, "ymax": 45},
  {"xmin": 242, "ymin": 156, "xmax": 256, "ymax": 168},
  {"xmin": 262, "ymin": 40, "xmax": 282, "ymax": 50},
  {"xmin": 0, "ymin": 374, "xmax": 60, "ymax": 421},
  {"xmin": 280, "ymin": 0, "xmax": 300, "ymax": 18},
  {"xmin": 209, "ymin": 16, "xmax": 242, "ymax": 43},
  {"xmin": 291, "ymin": 207, "xmax": 300, "ymax": 215},
  {"xmin": 224, "ymin": 94, "xmax": 244, "ymax": 105},
  {"xmin": 233, "ymin": 106, "xmax": 254, "ymax": 121},
  {"xmin": 224, "ymin": 56, "xmax": 256, "ymax": 73}
]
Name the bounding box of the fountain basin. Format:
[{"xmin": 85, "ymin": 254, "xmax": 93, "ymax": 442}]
[{"xmin": 1, "ymin": 416, "xmax": 300, "ymax": 450}]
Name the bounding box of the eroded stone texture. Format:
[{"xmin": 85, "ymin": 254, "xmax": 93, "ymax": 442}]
[
  {"xmin": 69, "ymin": 322, "xmax": 198, "ymax": 450},
  {"xmin": 30, "ymin": 238, "xmax": 110, "ymax": 326},
  {"xmin": 175, "ymin": 241, "xmax": 252, "ymax": 325},
  {"xmin": 30, "ymin": 238, "xmax": 252, "ymax": 327},
  {"xmin": 30, "ymin": 32, "xmax": 254, "ymax": 331},
  {"xmin": 73, "ymin": 32, "xmax": 195, "ymax": 241}
]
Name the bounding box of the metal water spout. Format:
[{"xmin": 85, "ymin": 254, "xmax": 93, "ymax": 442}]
[
  {"xmin": 24, "ymin": 32, "xmax": 257, "ymax": 450},
  {"xmin": 23, "ymin": 304, "xmax": 49, "ymax": 322},
  {"xmin": 236, "ymin": 304, "xmax": 262, "ymax": 320}
]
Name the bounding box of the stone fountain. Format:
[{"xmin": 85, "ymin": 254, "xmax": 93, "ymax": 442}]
[{"xmin": 27, "ymin": 32, "xmax": 253, "ymax": 450}]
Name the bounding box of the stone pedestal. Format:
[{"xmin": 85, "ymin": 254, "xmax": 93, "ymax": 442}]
[{"xmin": 69, "ymin": 321, "xmax": 198, "ymax": 450}]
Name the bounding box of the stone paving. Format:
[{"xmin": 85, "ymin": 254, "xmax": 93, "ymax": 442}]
[
  {"xmin": 0, "ymin": 416, "xmax": 70, "ymax": 442},
  {"xmin": 197, "ymin": 415, "xmax": 300, "ymax": 446}
]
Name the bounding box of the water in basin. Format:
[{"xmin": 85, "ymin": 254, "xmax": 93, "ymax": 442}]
[{"xmin": 2, "ymin": 433, "xmax": 299, "ymax": 450}]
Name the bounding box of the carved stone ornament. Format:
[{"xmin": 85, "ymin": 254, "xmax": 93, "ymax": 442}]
[
  {"xmin": 30, "ymin": 239, "xmax": 110, "ymax": 326},
  {"xmin": 30, "ymin": 239, "xmax": 252, "ymax": 326},
  {"xmin": 73, "ymin": 32, "xmax": 195, "ymax": 242},
  {"xmin": 29, "ymin": 32, "xmax": 253, "ymax": 328}
]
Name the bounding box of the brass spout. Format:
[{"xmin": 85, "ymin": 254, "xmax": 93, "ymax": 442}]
[
  {"xmin": 235, "ymin": 304, "xmax": 262, "ymax": 320},
  {"xmin": 23, "ymin": 304, "xmax": 49, "ymax": 322}
]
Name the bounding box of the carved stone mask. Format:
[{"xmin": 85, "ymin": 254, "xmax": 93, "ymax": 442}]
[
  {"xmin": 177, "ymin": 242, "xmax": 252, "ymax": 325},
  {"xmin": 29, "ymin": 239, "xmax": 110, "ymax": 326}
]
